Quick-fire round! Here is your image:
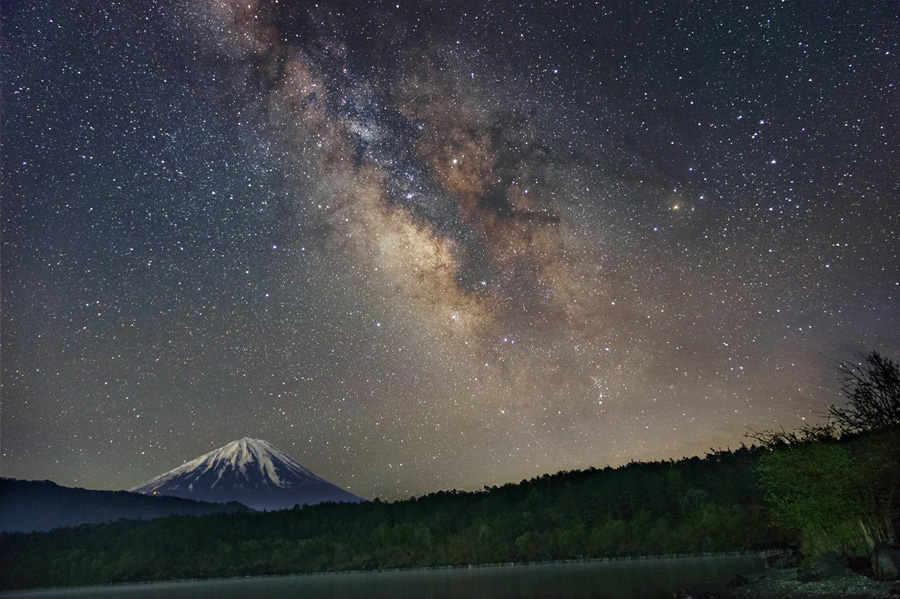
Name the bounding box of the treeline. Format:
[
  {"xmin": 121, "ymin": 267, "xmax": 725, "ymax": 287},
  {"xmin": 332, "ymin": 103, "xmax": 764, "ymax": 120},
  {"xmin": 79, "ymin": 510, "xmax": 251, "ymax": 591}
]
[
  {"xmin": 1, "ymin": 443, "xmax": 783, "ymax": 589},
  {"xmin": 2, "ymin": 429, "xmax": 897, "ymax": 589},
  {"xmin": 756, "ymin": 426, "xmax": 898, "ymax": 557},
  {"xmin": 2, "ymin": 351, "xmax": 898, "ymax": 590}
]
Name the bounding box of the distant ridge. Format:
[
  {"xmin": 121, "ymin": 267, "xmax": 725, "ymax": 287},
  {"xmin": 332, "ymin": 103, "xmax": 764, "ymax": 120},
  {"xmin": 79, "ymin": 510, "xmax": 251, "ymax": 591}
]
[
  {"xmin": 131, "ymin": 437, "xmax": 365, "ymax": 511},
  {"xmin": 0, "ymin": 478, "xmax": 249, "ymax": 533}
]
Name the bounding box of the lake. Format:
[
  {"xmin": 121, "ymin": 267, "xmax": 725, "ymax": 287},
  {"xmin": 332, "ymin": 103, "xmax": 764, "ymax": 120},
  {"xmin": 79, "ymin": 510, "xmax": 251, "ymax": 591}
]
[{"xmin": 2, "ymin": 554, "xmax": 766, "ymax": 599}]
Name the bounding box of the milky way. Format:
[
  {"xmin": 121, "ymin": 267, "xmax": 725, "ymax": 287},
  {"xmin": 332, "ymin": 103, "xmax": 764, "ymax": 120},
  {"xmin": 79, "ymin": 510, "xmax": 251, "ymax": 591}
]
[{"xmin": 2, "ymin": 0, "xmax": 898, "ymax": 498}]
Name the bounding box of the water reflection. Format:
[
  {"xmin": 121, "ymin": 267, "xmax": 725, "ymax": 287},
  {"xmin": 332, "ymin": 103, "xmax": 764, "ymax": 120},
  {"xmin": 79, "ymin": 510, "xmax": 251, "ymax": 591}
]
[{"xmin": 4, "ymin": 555, "xmax": 765, "ymax": 599}]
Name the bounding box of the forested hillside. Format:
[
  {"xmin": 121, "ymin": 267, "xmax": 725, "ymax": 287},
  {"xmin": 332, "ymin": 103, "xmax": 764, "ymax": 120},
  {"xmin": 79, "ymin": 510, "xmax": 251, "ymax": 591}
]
[
  {"xmin": 5, "ymin": 427, "xmax": 895, "ymax": 590},
  {"xmin": 5, "ymin": 347, "xmax": 898, "ymax": 591}
]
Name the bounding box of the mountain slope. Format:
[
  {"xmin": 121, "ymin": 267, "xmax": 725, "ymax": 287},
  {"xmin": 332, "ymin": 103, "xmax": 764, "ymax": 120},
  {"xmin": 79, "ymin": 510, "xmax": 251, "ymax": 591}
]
[
  {"xmin": 0, "ymin": 478, "xmax": 249, "ymax": 533},
  {"xmin": 131, "ymin": 438, "xmax": 364, "ymax": 511}
]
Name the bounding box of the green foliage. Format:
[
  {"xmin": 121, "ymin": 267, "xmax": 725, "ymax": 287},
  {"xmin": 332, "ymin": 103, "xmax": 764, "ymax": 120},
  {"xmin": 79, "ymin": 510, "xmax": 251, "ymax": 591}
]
[
  {"xmin": 757, "ymin": 427, "xmax": 899, "ymax": 557},
  {"xmin": 0, "ymin": 445, "xmax": 776, "ymax": 590},
  {"xmin": 749, "ymin": 351, "xmax": 900, "ymax": 558},
  {"xmin": 4, "ymin": 427, "xmax": 894, "ymax": 590}
]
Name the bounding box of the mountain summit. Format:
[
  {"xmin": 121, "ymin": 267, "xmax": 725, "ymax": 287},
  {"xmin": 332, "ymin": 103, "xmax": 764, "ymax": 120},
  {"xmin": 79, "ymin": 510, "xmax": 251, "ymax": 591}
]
[{"xmin": 131, "ymin": 438, "xmax": 364, "ymax": 511}]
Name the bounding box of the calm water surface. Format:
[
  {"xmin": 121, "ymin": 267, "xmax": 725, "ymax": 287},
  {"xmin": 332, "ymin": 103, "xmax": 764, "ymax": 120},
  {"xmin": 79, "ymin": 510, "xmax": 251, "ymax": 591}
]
[{"xmin": 3, "ymin": 555, "xmax": 765, "ymax": 599}]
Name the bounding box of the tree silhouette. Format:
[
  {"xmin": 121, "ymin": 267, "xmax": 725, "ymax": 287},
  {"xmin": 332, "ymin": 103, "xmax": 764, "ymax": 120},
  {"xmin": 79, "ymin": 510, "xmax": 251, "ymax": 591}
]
[{"xmin": 830, "ymin": 351, "xmax": 900, "ymax": 433}]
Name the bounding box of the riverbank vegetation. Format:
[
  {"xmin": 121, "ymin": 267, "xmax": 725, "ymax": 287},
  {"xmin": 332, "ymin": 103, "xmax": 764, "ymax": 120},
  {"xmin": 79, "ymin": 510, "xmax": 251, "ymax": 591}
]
[{"xmin": 753, "ymin": 351, "xmax": 899, "ymax": 557}]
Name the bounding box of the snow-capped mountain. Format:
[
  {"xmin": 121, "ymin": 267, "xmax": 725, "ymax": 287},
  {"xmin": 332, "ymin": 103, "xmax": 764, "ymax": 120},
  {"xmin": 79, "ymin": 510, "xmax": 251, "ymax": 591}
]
[{"xmin": 131, "ymin": 438, "xmax": 364, "ymax": 511}]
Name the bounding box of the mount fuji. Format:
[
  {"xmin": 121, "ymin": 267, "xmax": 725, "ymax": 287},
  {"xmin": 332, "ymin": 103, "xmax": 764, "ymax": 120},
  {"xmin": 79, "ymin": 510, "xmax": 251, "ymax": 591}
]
[{"xmin": 131, "ymin": 438, "xmax": 365, "ymax": 511}]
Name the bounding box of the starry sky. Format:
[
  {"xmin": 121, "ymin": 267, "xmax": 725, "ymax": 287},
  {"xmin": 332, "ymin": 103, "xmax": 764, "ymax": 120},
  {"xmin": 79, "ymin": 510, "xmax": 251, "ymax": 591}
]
[{"xmin": 2, "ymin": 0, "xmax": 898, "ymax": 500}]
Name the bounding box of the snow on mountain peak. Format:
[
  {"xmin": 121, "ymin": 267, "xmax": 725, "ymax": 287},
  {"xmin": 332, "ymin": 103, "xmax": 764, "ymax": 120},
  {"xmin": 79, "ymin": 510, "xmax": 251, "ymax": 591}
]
[
  {"xmin": 130, "ymin": 438, "xmax": 364, "ymax": 511},
  {"xmin": 140, "ymin": 437, "xmax": 322, "ymax": 490}
]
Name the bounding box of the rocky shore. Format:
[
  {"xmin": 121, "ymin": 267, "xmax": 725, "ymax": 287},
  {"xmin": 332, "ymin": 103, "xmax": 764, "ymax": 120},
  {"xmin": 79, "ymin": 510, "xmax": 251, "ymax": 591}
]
[
  {"xmin": 681, "ymin": 548, "xmax": 900, "ymax": 599},
  {"xmin": 683, "ymin": 569, "xmax": 897, "ymax": 599}
]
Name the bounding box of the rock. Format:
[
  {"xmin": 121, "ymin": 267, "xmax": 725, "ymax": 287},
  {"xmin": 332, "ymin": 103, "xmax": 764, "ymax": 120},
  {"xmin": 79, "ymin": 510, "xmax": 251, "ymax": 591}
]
[
  {"xmin": 873, "ymin": 543, "xmax": 900, "ymax": 581},
  {"xmin": 797, "ymin": 552, "xmax": 849, "ymax": 582},
  {"xmin": 847, "ymin": 555, "xmax": 873, "ymax": 576},
  {"xmin": 725, "ymin": 574, "xmax": 748, "ymax": 587},
  {"xmin": 767, "ymin": 548, "xmax": 801, "ymax": 569}
]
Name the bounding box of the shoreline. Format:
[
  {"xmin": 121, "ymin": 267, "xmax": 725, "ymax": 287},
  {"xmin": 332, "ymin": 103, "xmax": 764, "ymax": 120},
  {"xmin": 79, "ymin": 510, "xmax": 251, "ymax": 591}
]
[
  {"xmin": 682, "ymin": 565, "xmax": 898, "ymax": 599},
  {"xmin": 1, "ymin": 550, "xmax": 772, "ymax": 594}
]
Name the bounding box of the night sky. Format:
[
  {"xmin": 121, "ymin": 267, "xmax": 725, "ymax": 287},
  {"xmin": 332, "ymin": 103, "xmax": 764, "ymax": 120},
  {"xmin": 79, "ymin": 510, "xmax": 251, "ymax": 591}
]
[{"xmin": 2, "ymin": 0, "xmax": 898, "ymax": 500}]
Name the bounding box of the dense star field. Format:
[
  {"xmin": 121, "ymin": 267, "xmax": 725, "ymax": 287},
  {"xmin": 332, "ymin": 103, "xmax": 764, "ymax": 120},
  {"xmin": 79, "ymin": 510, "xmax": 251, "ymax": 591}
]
[{"xmin": 1, "ymin": 0, "xmax": 898, "ymax": 500}]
